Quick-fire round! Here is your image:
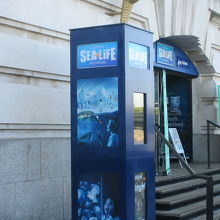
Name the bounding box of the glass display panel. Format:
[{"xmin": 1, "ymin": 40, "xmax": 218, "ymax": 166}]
[
  {"xmin": 128, "ymin": 42, "xmax": 149, "ymax": 70},
  {"xmin": 135, "ymin": 172, "xmax": 147, "ymax": 220},
  {"xmin": 77, "ymin": 77, "xmax": 119, "ymax": 147},
  {"xmin": 134, "ymin": 93, "xmax": 146, "ymax": 145},
  {"xmin": 78, "ymin": 172, "xmax": 121, "ymax": 220}
]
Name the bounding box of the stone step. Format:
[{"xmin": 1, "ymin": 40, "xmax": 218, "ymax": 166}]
[
  {"xmin": 190, "ymin": 208, "xmax": 220, "ymax": 220},
  {"xmin": 156, "ymin": 173, "xmax": 220, "ymax": 199},
  {"xmin": 156, "ymin": 169, "xmax": 220, "ymax": 187},
  {"xmin": 156, "ymin": 194, "xmax": 220, "ymax": 220},
  {"xmin": 157, "ymin": 184, "xmax": 220, "ymax": 210},
  {"xmin": 156, "ymin": 178, "xmax": 206, "ymax": 198}
]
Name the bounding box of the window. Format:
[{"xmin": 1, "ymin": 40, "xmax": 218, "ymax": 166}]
[{"xmin": 134, "ymin": 93, "xmax": 146, "ymax": 145}]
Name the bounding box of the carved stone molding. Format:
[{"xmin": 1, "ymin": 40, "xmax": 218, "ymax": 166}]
[{"xmin": 81, "ymin": 0, "xmax": 150, "ymax": 29}]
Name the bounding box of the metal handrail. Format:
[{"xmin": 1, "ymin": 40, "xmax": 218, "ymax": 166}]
[
  {"xmin": 207, "ymin": 120, "xmax": 220, "ymax": 169},
  {"xmin": 155, "ymin": 127, "xmax": 213, "ymax": 220}
]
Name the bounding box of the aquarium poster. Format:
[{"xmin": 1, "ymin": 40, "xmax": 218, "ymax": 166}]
[
  {"xmin": 135, "ymin": 172, "xmax": 147, "ymax": 220},
  {"xmin": 78, "ymin": 172, "xmax": 121, "ymax": 220},
  {"xmin": 170, "ymin": 96, "xmax": 181, "ymax": 114},
  {"xmin": 77, "ymin": 77, "xmax": 119, "ymax": 147}
]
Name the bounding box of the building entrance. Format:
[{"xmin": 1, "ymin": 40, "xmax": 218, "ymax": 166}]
[
  {"xmin": 154, "ymin": 39, "xmax": 199, "ymax": 166},
  {"xmin": 155, "ymin": 69, "xmax": 192, "ymax": 160}
]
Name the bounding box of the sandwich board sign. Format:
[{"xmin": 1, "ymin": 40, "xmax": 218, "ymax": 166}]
[{"xmin": 169, "ymin": 128, "xmax": 187, "ymax": 167}]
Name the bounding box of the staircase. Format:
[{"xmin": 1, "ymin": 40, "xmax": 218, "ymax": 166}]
[{"xmin": 156, "ymin": 169, "xmax": 220, "ymax": 220}]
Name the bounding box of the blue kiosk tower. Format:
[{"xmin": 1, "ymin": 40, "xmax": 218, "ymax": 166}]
[{"xmin": 70, "ymin": 24, "xmax": 155, "ymax": 220}]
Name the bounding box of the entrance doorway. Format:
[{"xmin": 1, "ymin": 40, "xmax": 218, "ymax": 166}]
[{"xmin": 155, "ymin": 68, "xmax": 192, "ymax": 160}]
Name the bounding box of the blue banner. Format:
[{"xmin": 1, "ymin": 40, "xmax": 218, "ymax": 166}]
[
  {"xmin": 156, "ymin": 42, "xmax": 174, "ymax": 66},
  {"xmin": 77, "ymin": 42, "xmax": 118, "ymax": 69},
  {"xmin": 154, "ymin": 40, "xmax": 199, "ymax": 77},
  {"xmin": 129, "ymin": 42, "xmax": 149, "ymax": 69}
]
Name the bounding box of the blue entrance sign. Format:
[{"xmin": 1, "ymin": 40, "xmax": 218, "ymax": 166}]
[
  {"xmin": 77, "ymin": 41, "xmax": 118, "ymax": 69},
  {"xmin": 129, "ymin": 42, "xmax": 149, "ymax": 69},
  {"xmin": 156, "ymin": 42, "xmax": 174, "ymax": 66},
  {"xmin": 154, "ymin": 40, "xmax": 199, "ymax": 77}
]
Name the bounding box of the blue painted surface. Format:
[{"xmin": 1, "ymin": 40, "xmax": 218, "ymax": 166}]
[
  {"xmin": 154, "ymin": 39, "xmax": 199, "ymax": 77},
  {"xmin": 77, "ymin": 42, "xmax": 118, "ymax": 69},
  {"xmin": 70, "ymin": 24, "xmax": 155, "ymax": 220}
]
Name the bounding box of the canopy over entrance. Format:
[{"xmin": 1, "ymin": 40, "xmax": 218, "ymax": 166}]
[{"xmin": 154, "ymin": 39, "xmax": 199, "ymax": 77}]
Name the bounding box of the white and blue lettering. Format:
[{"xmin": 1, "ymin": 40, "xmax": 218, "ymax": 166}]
[
  {"xmin": 128, "ymin": 42, "xmax": 149, "ymax": 70},
  {"xmin": 156, "ymin": 43, "xmax": 175, "ymax": 66},
  {"xmin": 77, "ymin": 42, "xmax": 118, "ymax": 68},
  {"xmin": 158, "ymin": 48, "xmax": 173, "ymax": 62},
  {"xmin": 178, "ymin": 60, "xmax": 188, "ymax": 67},
  {"xmin": 177, "ymin": 56, "xmax": 189, "ymax": 69},
  {"xmin": 80, "ymin": 50, "xmax": 86, "ymax": 62}
]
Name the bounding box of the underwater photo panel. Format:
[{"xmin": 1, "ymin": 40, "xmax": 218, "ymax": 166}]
[
  {"xmin": 78, "ymin": 172, "xmax": 121, "ymax": 220},
  {"xmin": 77, "ymin": 77, "xmax": 119, "ymax": 148}
]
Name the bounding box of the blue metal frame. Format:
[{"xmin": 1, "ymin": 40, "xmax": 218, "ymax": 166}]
[{"xmin": 70, "ymin": 23, "xmax": 155, "ymax": 220}]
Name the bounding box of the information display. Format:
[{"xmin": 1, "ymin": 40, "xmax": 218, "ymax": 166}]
[
  {"xmin": 71, "ymin": 24, "xmax": 155, "ymax": 220},
  {"xmin": 170, "ymin": 96, "xmax": 181, "ymax": 114},
  {"xmin": 168, "ymin": 128, "xmax": 184, "ymax": 154},
  {"xmin": 77, "ymin": 77, "xmax": 119, "ymax": 147},
  {"xmin": 78, "ymin": 172, "xmax": 121, "ymax": 220},
  {"xmin": 135, "ymin": 172, "xmax": 147, "ymax": 220}
]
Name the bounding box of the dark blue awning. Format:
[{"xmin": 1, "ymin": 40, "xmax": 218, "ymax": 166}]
[{"xmin": 154, "ymin": 39, "xmax": 199, "ymax": 77}]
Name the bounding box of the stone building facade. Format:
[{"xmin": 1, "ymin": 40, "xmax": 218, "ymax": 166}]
[{"xmin": 0, "ymin": 0, "xmax": 220, "ymax": 219}]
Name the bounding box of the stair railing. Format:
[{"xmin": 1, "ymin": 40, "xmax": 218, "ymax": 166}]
[
  {"xmin": 155, "ymin": 127, "xmax": 214, "ymax": 220},
  {"xmin": 207, "ymin": 120, "xmax": 220, "ymax": 169}
]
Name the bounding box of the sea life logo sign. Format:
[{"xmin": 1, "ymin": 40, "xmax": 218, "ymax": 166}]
[
  {"xmin": 129, "ymin": 42, "xmax": 149, "ymax": 70},
  {"xmin": 77, "ymin": 42, "xmax": 118, "ymax": 69},
  {"xmin": 156, "ymin": 42, "xmax": 175, "ymax": 66},
  {"xmin": 77, "ymin": 77, "xmax": 119, "ymax": 147}
]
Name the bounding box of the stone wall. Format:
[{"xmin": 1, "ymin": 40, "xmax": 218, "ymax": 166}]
[
  {"xmin": 193, "ymin": 134, "xmax": 220, "ymax": 162},
  {"xmin": 0, "ymin": 138, "xmax": 71, "ymax": 220},
  {"xmin": 0, "ymin": 0, "xmax": 155, "ymax": 139}
]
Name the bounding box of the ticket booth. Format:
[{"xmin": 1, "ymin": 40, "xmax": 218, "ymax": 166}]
[
  {"xmin": 70, "ymin": 24, "xmax": 155, "ymax": 220},
  {"xmin": 154, "ymin": 39, "xmax": 199, "ymax": 161}
]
